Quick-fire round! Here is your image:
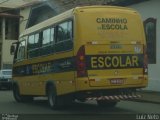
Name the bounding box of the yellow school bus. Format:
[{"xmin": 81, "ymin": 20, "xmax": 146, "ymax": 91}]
[{"xmin": 11, "ymin": 6, "xmax": 148, "ymax": 109}]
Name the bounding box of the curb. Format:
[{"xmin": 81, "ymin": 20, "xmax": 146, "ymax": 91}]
[
  {"xmin": 129, "ymin": 99, "xmax": 160, "ymax": 104},
  {"xmin": 132, "ymin": 91, "xmax": 160, "ymax": 104},
  {"xmin": 130, "ymin": 99, "xmax": 160, "ymax": 104}
]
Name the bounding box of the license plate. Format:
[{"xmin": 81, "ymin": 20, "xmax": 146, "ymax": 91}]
[{"xmin": 110, "ymin": 79, "xmax": 124, "ymax": 84}]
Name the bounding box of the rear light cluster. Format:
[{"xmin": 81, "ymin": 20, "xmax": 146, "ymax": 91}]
[
  {"xmin": 76, "ymin": 46, "xmax": 87, "ymax": 77},
  {"xmin": 143, "ymin": 45, "xmax": 148, "ymax": 75}
]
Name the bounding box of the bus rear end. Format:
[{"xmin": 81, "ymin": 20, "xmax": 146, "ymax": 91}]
[{"xmin": 74, "ymin": 6, "xmax": 148, "ymax": 103}]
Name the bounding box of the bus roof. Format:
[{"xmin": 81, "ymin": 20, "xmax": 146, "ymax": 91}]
[{"xmin": 20, "ymin": 5, "xmax": 137, "ymax": 38}]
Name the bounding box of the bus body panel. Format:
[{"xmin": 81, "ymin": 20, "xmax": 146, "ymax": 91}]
[
  {"xmin": 13, "ymin": 51, "xmax": 76, "ymax": 96},
  {"xmin": 14, "ymin": 72, "xmax": 75, "ymax": 96}
]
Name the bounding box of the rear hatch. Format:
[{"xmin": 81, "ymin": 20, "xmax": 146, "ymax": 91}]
[
  {"xmin": 85, "ymin": 44, "xmax": 144, "ymax": 87},
  {"xmin": 76, "ymin": 6, "xmax": 147, "ymax": 87}
]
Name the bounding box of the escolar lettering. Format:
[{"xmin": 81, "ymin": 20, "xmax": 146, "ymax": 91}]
[
  {"xmin": 91, "ymin": 55, "xmax": 139, "ymax": 69},
  {"xmin": 32, "ymin": 63, "xmax": 51, "ymax": 74},
  {"xmin": 101, "ymin": 24, "xmax": 128, "ymax": 30}
]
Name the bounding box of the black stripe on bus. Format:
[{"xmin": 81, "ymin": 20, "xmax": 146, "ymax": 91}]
[
  {"xmin": 13, "ymin": 54, "xmax": 144, "ymax": 77},
  {"xmin": 13, "ymin": 57, "xmax": 75, "ymax": 77},
  {"xmin": 86, "ymin": 54, "xmax": 144, "ymax": 70}
]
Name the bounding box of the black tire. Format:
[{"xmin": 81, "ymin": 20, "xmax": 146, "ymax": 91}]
[
  {"xmin": 97, "ymin": 100, "xmax": 117, "ymax": 108},
  {"xmin": 13, "ymin": 84, "xmax": 33, "ymax": 102},
  {"xmin": 47, "ymin": 85, "xmax": 64, "ymax": 109}
]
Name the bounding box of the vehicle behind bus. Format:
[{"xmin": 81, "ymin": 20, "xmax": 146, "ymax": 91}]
[
  {"xmin": 0, "ymin": 69, "xmax": 12, "ymax": 90},
  {"xmin": 11, "ymin": 6, "xmax": 148, "ymax": 109}
]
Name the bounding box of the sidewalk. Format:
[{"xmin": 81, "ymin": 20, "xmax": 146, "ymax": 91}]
[{"xmin": 133, "ymin": 91, "xmax": 160, "ymax": 104}]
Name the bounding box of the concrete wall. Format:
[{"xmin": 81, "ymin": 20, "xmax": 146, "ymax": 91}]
[
  {"xmin": 0, "ymin": 18, "xmax": 17, "ymax": 69},
  {"xmin": 20, "ymin": 7, "xmax": 31, "ymax": 33},
  {"xmin": 2, "ymin": 40, "xmax": 15, "ymax": 65},
  {"xmin": 129, "ymin": 0, "xmax": 160, "ymax": 91}
]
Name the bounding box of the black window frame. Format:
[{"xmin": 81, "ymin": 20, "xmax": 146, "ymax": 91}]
[
  {"xmin": 41, "ymin": 27, "xmax": 56, "ymax": 56},
  {"xmin": 55, "ymin": 20, "xmax": 73, "ymax": 53},
  {"xmin": 144, "ymin": 18, "xmax": 157, "ymax": 64},
  {"xmin": 27, "ymin": 32, "xmax": 42, "ymax": 58},
  {"xmin": 16, "ymin": 39, "xmax": 26, "ymax": 61},
  {"xmin": 26, "ymin": 19, "xmax": 74, "ymax": 59}
]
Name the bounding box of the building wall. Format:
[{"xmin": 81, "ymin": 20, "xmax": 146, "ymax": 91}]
[
  {"xmin": 2, "ymin": 40, "xmax": 15, "ymax": 68},
  {"xmin": 129, "ymin": 0, "xmax": 160, "ymax": 91},
  {"xmin": 0, "ymin": 17, "xmax": 18, "ymax": 69},
  {"xmin": 20, "ymin": 7, "xmax": 31, "ymax": 33}
]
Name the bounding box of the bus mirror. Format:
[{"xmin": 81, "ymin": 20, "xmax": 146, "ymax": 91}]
[{"xmin": 10, "ymin": 45, "xmax": 15, "ymax": 55}]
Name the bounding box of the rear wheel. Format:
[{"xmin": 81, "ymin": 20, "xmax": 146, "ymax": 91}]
[
  {"xmin": 97, "ymin": 100, "xmax": 117, "ymax": 108},
  {"xmin": 13, "ymin": 84, "xmax": 33, "ymax": 102},
  {"xmin": 47, "ymin": 86, "xmax": 64, "ymax": 109}
]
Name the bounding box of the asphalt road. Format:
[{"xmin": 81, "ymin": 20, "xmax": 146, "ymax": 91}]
[{"xmin": 0, "ymin": 90, "xmax": 160, "ymax": 120}]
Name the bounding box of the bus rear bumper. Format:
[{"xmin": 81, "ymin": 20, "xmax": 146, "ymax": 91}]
[
  {"xmin": 86, "ymin": 94, "xmax": 141, "ymax": 101},
  {"xmin": 74, "ymin": 87, "xmax": 143, "ymax": 101}
]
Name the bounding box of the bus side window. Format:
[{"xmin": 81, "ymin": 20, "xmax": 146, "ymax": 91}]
[
  {"xmin": 42, "ymin": 28, "xmax": 50, "ymax": 46},
  {"xmin": 28, "ymin": 35, "xmax": 35, "ymax": 50},
  {"xmin": 17, "ymin": 41, "xmax": 26, "ymax": 61},
  {"xmin": 56, "ymin": 20, "xmax": 73, "ymax": 52},
  {"xmin": 41, "ymin": 28, "xmax": 52, "ymax": 55},
  {"xmin": 68, "ymin": 21, "xmax": 73, "ymax": 40},
  {"xmin": 51, "ymin": 27, "xmax": 55, "ymax": 44},
  {"xmin": 28, "ymin": 33, "xmax": 40, "ymax": 58}
]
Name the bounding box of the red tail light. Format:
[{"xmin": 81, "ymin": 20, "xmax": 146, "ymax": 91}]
[
  {"xmin": 76, "ymin": 46, "xmax": 87, "ymax": 77},
  {"xmin": 143, "ymin": 45, "xmax": 148, "ymax": 75}
]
